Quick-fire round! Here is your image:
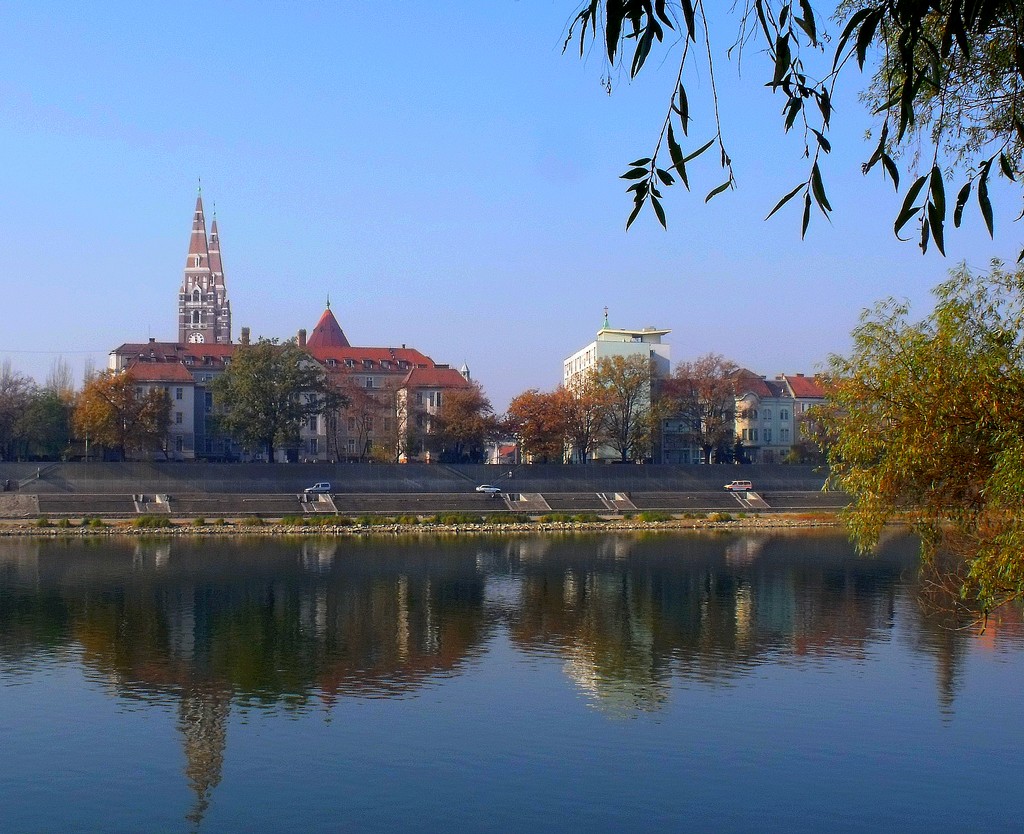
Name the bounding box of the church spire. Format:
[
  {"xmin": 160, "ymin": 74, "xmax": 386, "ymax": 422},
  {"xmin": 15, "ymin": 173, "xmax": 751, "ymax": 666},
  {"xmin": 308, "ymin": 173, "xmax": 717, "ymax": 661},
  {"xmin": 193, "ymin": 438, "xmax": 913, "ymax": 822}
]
[
  {"xmin": 185, "ymin": 193, "xmax": 210, "ymax": 271},
  {"xmin": 179, "ymin": 190, "xmax": 231, "ymax": 344}
]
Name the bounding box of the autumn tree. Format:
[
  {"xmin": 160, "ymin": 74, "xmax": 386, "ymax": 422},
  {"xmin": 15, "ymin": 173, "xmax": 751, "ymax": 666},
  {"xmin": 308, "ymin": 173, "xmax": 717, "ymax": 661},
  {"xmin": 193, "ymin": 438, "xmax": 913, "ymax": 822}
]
[
  {"xmin": 505, "ymin": 388, "xmax": 570, "ymax": 463},
  {"xmin": 212, "ymin": 339, "xmax": 343, "ymax": 463},
  {"xmin": 0, "ymin": 361, "xmax": 35, "ymax": 461},
  {"xmin": 566, "ymin": 1, "xmax": 1023, "ymax": 255},
  {"xmin": 592, "ymin": 355, "xmax": 656, "ymax": 462},
  {"xmin": 327, "ymin": 374, "xmax": 399, "ymax": 462},
  {"xmin": 563, "ymin": 374, "xmax": 611, "ymax": 463},
  {"xmin": 74, "ymin": 371, "xmax": 171, "ymax": 460},
  {"xmin": 430, "ymin": 383, "xmax": 498, "ymax": 463},
  {"xmin": 825, "ymin": 261, "xmax": 1024, "ymax": 614},
  {"xmin": 661, "ymin": 354, "xmax": 738, "ymax": 465}
]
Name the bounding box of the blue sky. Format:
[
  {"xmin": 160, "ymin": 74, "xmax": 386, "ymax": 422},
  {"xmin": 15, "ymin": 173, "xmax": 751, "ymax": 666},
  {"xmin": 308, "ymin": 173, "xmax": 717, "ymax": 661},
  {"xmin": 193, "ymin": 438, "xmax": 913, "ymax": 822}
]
[{"xmin": 1, "ymin": 2, "xmax": 1019, "ymax": 410}]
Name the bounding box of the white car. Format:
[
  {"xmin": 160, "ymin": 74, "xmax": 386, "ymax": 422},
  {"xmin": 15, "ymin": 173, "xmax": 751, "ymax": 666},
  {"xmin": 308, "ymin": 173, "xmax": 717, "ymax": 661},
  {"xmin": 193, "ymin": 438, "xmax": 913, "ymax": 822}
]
[
  {"xmin": 475, "ymin": 484, "xmax": 502, "ymax": 494},
  {"xmin": 724, "ymin": 480, "xmax": 753, "ymax": 492},
  {"xmin": 304, "ymin": 482, "xmax": 332, "ymax": 495}
]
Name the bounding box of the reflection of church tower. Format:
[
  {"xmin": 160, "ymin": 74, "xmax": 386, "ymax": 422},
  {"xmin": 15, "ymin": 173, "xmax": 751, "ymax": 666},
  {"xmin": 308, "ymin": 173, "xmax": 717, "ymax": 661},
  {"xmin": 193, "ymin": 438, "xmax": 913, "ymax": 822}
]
[
  {"xmin": 178, "ymin": 688, "xmax": 231, "ymax": 828},
  {"xmin": 178, "ymin": 190, "xmax": 232, "ymax": 345}
]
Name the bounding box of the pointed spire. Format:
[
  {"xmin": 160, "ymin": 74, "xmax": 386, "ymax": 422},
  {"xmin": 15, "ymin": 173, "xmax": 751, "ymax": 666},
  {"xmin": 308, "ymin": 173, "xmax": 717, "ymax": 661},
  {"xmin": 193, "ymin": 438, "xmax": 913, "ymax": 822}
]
[
  {"xmin": 185, "ymin": 193, "xmax": 210, "ymax": 271},
  {"xmin": 208, "ymin": 217, "xmax": 223, "ymax": 284},
  {"xmin": 602, "ymin": 306, "xmax": 610, "ymax": 329},
  {"xmin": 305, "ymin": 305, "xmax": 350, "ymax": 350},
  {"xmin": 326, "ymin": 293, "xmax": 331, "ymax": 310}
]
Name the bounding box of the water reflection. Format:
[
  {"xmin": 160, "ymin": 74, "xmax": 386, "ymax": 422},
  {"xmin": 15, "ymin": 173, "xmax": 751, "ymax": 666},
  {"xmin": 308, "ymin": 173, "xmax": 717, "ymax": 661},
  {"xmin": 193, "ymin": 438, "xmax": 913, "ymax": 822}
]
[{"xmin": 2, "ymin": 532, "xmax": 1023, "ymax": 828}]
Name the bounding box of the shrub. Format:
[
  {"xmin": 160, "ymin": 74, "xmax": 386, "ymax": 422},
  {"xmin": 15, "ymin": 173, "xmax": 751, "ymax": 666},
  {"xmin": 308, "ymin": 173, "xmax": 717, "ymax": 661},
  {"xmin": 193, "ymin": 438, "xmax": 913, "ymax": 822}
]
[
  {"xmin": 248, "ymin": 516, "xmax": 265, "ymax": 526},
  {"xmin": 193, "ymin": 517, "xmax": 206, "ymax": 526},
  {"xmin": 85, "ymin": 517, "xmax": 106, "ymax": 528},
  {"xmin": 35, "ymin": 516, "xmax": 51, "ymax": 528},
  {"xmin": 56, "ymin": 518, "xmax": 71, "ymax": 529},
  {"xmin": 708, "ymin": 511, "xmax": 733, "ymax": 523},
  {"xmin": 573, "ymin": 513, "xmax": 604, "ymax": 523},
  {"xmin": 133, "ymin": 515, "xmax": 173, "ymax": 529},
  {"xmin": 429, "ymin": 513, "xmax": 483, "ymax": 525},
  {"xmin": 638, "ymin": 511, "xmax": 672, "ymax": 523},
  {"xmin": 279, "ymin": 515, "xmax": 307, "ymax": 526},
  {"xmin": 485, "ymin": 513, "xmax": 521, "ymax": 525},
  {"xmin": 540, "ymin": 513, "xmax": 573, "ymax": 523},
  {"xmin": 213, "ymin": 518, "xmax": 228, "ymax": 526},
  {"xmin": 395, "ymin": 515, "xmax": 420, "ymax": 525}
]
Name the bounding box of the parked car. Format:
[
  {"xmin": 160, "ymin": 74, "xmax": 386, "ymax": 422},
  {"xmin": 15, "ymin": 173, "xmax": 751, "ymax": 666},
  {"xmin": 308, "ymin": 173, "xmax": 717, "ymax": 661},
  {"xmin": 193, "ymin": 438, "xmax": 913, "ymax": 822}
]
[
  {"xmin": 475, "ymin": 484, "xmax": 502, "ymax": 494},
  {"xmin": 304, "ymin": 482, "xmax": 332, "ymax": 495},
  {"xmin": 724, "ymin": 480, "xmax": 753, "ymax": 492}
]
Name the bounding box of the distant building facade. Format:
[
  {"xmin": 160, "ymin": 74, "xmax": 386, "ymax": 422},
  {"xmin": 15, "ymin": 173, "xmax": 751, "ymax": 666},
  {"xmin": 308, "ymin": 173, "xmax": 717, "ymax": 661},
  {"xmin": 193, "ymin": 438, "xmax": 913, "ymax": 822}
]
[
  {"xmin": 109, "ymin": 195, "xmax": 475, "ymax": 462},
  {"xmin": 563, "ymin": 313, "xmax": 671, "ymax": 462}
]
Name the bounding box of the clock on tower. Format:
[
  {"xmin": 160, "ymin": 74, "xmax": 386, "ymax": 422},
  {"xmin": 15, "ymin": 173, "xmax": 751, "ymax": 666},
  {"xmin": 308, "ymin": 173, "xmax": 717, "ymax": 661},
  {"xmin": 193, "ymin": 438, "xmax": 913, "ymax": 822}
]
[{"xmin": 188, "ymin": 332, "xmax": 205, "ymax": 344}]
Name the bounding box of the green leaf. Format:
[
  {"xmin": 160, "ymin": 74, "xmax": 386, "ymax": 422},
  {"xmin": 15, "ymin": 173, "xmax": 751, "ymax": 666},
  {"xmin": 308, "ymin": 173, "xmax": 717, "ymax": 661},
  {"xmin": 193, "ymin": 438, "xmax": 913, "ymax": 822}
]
[
  {"xmin": 953, "ymin": 182, "xmax": 971, "ymax": 227},
  {"xmin": 810, "ymin": 163, "xmax": 832, "ymax": 213},
  {"xmin": 854, "ymin": 10, "xmax": 880, "ymax": 69},
  {"xmin": 679, "ymin": 0, "xmax": 696, "ymax": 40},
  {"xmin": 929, "ymin": 165, "xmax": 945, "ymax": 217},
  {"xmin": 620, "ymin": 167, "xmax": 650, "ymax": 180},
  {"xmin": 927, "ymin": 202, "xmax": 945, "ymax": 256},
  {"xmin": 765, "ymin": 183, "xmax": 805, "ymax": 220},
  {"xmin": 625, "ymin": 196, "xmax": 644, "ymax": 230},
  {"xmin": 894, "ymin": 174, "xmax": 928, "ymax": 237},
  {"xmin": 798, "ymin": 0, "xmax": 817, "ymax": 43},
  {"xmin": 667, "ymin": 124, "xmax": 689, "ymax": 189},
  {"xmin": 999, "ymin": 153, "xmax": 1017, "ymax": 181},
  {"xmin": 655, "ymin": 167, "xmax": 675, "ymax": 186},
  {"xmin": 835, "ymin": 8, "xmax": 872, "ymax": 71},
  {"xmin": 811, "ymin": 129, "xmax": 831, "ymax": 153},
  {"xmin": 784, "ymin": 97, "xmax": 801, "ymax": 131},
  {"xmin": 628, "ymin": 157, "xmax": 652, "ymax": 167},
  {"xmin": 881, "ymin": 153, "xmax": 900, "ymax": 189},
  {"xmin": 651, "ymin": 195, "xmax": 667, "ymax": 228},
  {"xmin": 801, "ymin": 193, "xmax": 811, "ymax": 237},
  {"xmin": 705, "ymin": 180, "xmax": 731, "ymax": 203},
  {"xmin": 773, "ymin": 34, "xmax": 792, "ymax": 88},
  {"xmin": 978, "ymin": 170, "xmax": 994, "ymax": 237},
  {"xmin": 684, "ymin": 138, "xmax": 715, "ymax": 163},
  {"xmin": 677, "ymin": 83, "xmax": 689, "ymax": 134}
]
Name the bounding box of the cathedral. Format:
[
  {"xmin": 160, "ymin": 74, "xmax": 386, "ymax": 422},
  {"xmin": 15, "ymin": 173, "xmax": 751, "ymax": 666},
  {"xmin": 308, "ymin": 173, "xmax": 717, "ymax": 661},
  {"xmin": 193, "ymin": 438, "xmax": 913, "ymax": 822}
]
[
  {"xmin": 178, "ymin": 191, "xmax": 231, "ymax": 345},
  {"xmin": 108, "ymin": 193, "xmax": 473, "ymax": 462}
]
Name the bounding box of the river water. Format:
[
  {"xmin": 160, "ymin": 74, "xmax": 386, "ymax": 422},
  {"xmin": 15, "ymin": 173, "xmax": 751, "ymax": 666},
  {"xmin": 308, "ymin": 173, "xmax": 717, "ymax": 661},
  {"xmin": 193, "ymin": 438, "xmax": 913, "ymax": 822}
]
[{"xmin": 1, "ymin": 531, "xmax": 1022, "ymax": 833}]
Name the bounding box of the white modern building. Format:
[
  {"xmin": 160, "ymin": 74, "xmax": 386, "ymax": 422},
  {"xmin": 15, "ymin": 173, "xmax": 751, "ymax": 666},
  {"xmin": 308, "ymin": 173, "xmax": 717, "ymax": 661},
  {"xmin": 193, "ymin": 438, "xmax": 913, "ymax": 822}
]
[{"xmin": 563, "ymin": 312, "xmax": 671, "ymax": 462}]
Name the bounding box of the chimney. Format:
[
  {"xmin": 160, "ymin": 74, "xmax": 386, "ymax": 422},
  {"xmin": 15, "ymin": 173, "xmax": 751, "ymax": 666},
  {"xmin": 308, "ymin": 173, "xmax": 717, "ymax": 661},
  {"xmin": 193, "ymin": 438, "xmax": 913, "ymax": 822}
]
[
  {"xmin": 241, "ymin": 327, "xmax": 250, "ymax": 346},
  {"xmin": 298, "ymin": 328, "xmax": 307, "ymax": 348},
  {"xmin": 149, "ymin": 337, "xmax": 156, "ymax": 344}
]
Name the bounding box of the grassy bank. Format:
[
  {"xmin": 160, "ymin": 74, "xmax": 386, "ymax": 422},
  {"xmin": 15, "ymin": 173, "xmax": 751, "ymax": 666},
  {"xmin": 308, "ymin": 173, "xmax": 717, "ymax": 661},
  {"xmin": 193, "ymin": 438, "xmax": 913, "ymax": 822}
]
[{"xmin": 0, "ymin": 511, "xmax": 846, "ymax": 538}]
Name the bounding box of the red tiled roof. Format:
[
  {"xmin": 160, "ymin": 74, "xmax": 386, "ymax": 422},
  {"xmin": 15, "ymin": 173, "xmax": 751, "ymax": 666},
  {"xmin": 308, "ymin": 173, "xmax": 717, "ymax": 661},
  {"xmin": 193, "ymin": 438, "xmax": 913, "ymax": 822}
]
[
  {"xmin": 305, "ymin": 307, "xmax": 350, "ymax": 349},
  {"xmin": 784, "ymin": 374, "xmax": 825, "ymax": 398},
  {"xmin": 311, "ymin": 345, "xmax": 433, "ymax": 368},
  {"xmin": 401, "ymin": 366, "xmax": 472, "ymax": 389},
  {"xmin": 125, "ymin": 360, "xmax": 194, "ymax": 383},
  {"xmin": 732, "ymin": 369, "xmax": 774, "ymax": 398}
]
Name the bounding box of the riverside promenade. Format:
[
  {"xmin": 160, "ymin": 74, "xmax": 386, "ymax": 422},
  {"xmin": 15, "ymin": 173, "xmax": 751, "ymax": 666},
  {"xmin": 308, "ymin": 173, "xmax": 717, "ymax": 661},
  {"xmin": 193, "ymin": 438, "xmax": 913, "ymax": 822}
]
[{"xmin": 0, "ymin": 462, "xmax": 845, "ymax": 520}]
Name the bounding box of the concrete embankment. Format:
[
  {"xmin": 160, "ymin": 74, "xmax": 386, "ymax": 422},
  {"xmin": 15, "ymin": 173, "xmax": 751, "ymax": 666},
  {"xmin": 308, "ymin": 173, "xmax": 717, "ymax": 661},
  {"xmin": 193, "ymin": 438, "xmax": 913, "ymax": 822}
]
[{"xmin": 0, "ymin": 462, "xmax": 844, "ymax": 519}]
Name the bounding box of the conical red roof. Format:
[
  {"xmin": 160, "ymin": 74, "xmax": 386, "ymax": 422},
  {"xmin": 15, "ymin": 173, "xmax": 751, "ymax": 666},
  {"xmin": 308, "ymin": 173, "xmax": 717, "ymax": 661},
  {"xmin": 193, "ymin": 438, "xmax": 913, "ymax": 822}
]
[
  {"xmin": 185, "ymin": 194, "xmax": 209, "ymax": 269},
  {"xmin": 305, "ymin": 306, "xmax": 350, "ymax": 349}
]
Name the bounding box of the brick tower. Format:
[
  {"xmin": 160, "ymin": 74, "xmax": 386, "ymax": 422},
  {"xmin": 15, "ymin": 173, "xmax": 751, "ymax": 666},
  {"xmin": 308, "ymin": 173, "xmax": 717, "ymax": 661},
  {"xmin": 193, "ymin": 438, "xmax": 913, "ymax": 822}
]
[{"xmin": 178, "ymin": 190, "xmax": 232, "ymax": 345}]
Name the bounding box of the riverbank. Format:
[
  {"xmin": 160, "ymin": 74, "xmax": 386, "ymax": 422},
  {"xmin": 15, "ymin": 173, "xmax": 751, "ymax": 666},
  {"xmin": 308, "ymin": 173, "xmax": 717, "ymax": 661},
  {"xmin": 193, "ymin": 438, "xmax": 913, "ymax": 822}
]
[{"xmin": 0, "ymin": 511, "xmax": 847, "ymax": 537}]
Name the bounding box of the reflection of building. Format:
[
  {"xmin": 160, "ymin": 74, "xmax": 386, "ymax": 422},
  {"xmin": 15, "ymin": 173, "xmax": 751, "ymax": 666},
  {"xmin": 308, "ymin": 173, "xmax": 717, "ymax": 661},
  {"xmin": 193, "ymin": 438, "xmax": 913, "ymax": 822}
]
[{"xmin": 179, "ymin": 689, "xmax": 230, "ymax": 828}]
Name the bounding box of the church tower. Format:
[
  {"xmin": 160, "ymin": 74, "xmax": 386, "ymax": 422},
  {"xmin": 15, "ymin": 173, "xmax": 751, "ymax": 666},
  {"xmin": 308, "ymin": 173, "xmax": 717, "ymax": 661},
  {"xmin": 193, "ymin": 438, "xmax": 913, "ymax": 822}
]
[{"xmin": 178, "ymin": 190, "xmax": 232, "ymax": 345}]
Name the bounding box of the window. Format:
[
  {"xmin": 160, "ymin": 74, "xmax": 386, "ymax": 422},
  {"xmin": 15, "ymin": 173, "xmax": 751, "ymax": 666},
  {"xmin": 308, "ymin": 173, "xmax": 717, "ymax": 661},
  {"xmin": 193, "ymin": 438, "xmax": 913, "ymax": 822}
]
[
  {"xmin": 363, "ymin": 359, "xmax": 373, "ymax": 369},
  {"xmin": 752, "ymin": 428, "xmax": 758, "ymax": 442},
  {"xmin": 436, "ymin": 392, "xmax": 442, "ymax": 408},
  {"xmin": 415, "ymin": 392, "xmax": 423, "ymax": 405},
  {"xmin": 205, "ymin": 392, "xmax": 213, "ymax": 411},
  {"xmin": 365, "ymin": 377, "xmax": 374, "ymax": 389},
  {"xmin": 781, "ymin": 409, "xmax": 790, "ymax": 420},
  {"xmin": 135, "ymin": 387, "xmax": 143, "ymax": 397},
  {"xmin": 763, "ymin": 409, "xmax": 771, "ymax": 420},
  {"xmin": 175, "ymin": 412, "xmax": 183, "ymax": 424},
  {"xmin": 781, "ymin": 428, "xmax": 790, "ymax": 441},
  {"xmin": 345, "ymin": 359, "xmax": 354, "ymax": 368},
  {"xmin": 764, "ymin": 428, "xmax": 772, "ymax": 443},
  {"xmin": 175, "ymin": 387, "xmax": 183, "ymax": 400},
  {"xmin": 348, "ymin": 439, "xmax": 355, "ymax": 453},
  {"xmin": 308, "ymin": 415, "xmax": 318, "ymax": 432},
  {"xmin": 348, "ymin": 417, "xmax": 356, "ymax": 431},
  {"xmin": 384, "ymin": 417, "xmax": 392, "ymax": 431},
  {"xmin": 308, "ymin": 438, "xmax": 318, "ymax": 455},
  {"xmin": 175, "ymin": 437, "xmax": 183, "ymax": 452},
  {"xmin": 192, "ymin": 288, "xmax": 201, "ymax": 303}
]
